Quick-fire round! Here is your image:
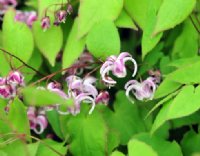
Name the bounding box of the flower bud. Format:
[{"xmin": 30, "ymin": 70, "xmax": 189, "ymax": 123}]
[{"xmin": 41, "ymin": 16, "xmax": 50, "ymax": 31}]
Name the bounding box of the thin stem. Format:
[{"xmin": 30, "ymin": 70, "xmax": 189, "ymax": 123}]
[
  {"xmin": 190, "ymin": 15, "xmax": 200, "ymax": 34},
  {"xmin": 0, "ymin": 48, "xmax": 44, "ymax": 76}
]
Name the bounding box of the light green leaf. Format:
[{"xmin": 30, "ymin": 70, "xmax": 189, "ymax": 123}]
[
  {"xmin": 152, "ymin": 85, "xmax": 200, "ymax": 133},
  {"xmin": 128, "ymin": 139, "xmax": 158, "ymax": 156},
  {"xmin": 168, "ymin": 57, "xmax": 200, "ymax": 68},
  {"xmin": 115, "ymin": 10, "xmax": 138, "ymax": 30},
  {"xmin": 46, "ymin": 110, "xmax": 63, "ymax": 139},
  {"xmin": 132, "ymin": 133, "xmax": 182, "ymax": 156},
  {"xmin": 27, "ymin": 142, "xmax": 40, "ymax": 156},
  {"xmin": 32, "ymin": 21, "xmax": 63, "ymax": 66},
  {"xmin": 124, "ymin": 0, "xmax": 149, "ymax": 29},
  {"xmin": 78, "ymin": 0, "xmax": 123, "ymax": 38},
  {"xmin": 8, "ymin": 98, "xmax": 30, "ymax": 137},
  {"xmin": 36, "ymin": 139, "xmax": 67, "ymax": 156},
  {"xmin": 111, "ymin": 151, "xmax": 125, "ymax": 156},
  {"xmin": 86, "ymin": 21, "xmax": 120, "ymax": 59},
  {"xmin": 62, "ymin": 19, "xmax": 86, "ymax": 69},
  {"xmin": 102, "ymin": 91, "xmax": 146, "ymax": 144},
  {"xmin": 154, "ymin": 78, "xmax": 182, "ymax": 99},
  {"xmin": 142, "ymin": 0, "xmax": 163, "ymax": 58},
  {"xmin": 167, "ymin": 60, "xmax": 200, "ymax": 84},
  {"xmin": 172, "ymin": 19, "xmax": 199, "ymax": 59},
  {"xmin": 3, "ymin": 9, "xmax": 34, "ymax": 67},
  {"xmin": 22, "ymin": 87, "xmax": 71, "ymax": 107},
  {"xmin": 153, "ymin": 0, "xmax": 196, "ymax": 35},
  {"xmin": 68, "ymin": 106, "xmax": 107, "ymax": 156}
]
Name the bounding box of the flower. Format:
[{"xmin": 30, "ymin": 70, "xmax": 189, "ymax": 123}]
[
  {"xmin": 41, "ymin": 16, "xmax": 50, "ymax": 31},
  {"xmin": 148, "ymin": 70, "xmax": 161, "ymax": 84},
  {"xmin": 95, "ymin": 91, "xmax": 110, "ymax": 105},
  {"xmin": 125, "ymin": 77, "xmax": 157, "ymax": 102},
  {"xmin": 100, "ymin": 52, "xmax": 137, "ymax": 88},
  {"xmin": 0, "ymin": 84, "xmax": 14, "ymax": 99},
  {"xmin": 67, "ymin": 4, "xmax": 73, "ymax": 14},
  {"xmin": 7, "ymin": 71, "xmax": 24, "ymax": 86},
  {"xmin": 15, "ymin": 11, "xmax": 37, "ymax": 27},
  {"xmin": 27, "ymin": 107, "xmax": 48, "ymax": 134},
  {"xmin": 0, "ymin": 0, "xmax": 17, "ymax": 15},
  {"xmin": 55, "ymin": 10, "xmax": 67, "ymax": 23}
]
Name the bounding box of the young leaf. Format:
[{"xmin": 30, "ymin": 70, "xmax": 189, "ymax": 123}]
[
  {"xmin": 153, "ymin": 0, "xmax": 196, "ymax": 35},
  {"xmin": 154, "ymin": 78, "xmax": 182, "ymax": 99},
  {"xmin": 86, "ymin": 21, "xmax": 120, "ymax": 60},
  {"xmin": 8, "ymin": 98, "xmax": 30, "ymax": 136},
  {"xmin": 115, "ymin": 10, "xmax": 138, "ymax": 30},
  {"xmin": 132, "ymin": 133, "xmax": 182, "ymax": 156},
  {"xmin": 172, "ymin": 19, "xmax": 199, "ymax": 59},
  {"xmin": 167, "ymin": 60, "xmax": 200, "ymax": 84},
  {"xmin": 111, "ymin": 151, "xmax": 125, "ymax": 156},
  {"xmin": 32, "ymin": 21, "xmax": 63, "ymax": 66},
  {"xmin": 78, "ymin": 0, "xmax": 123, "ymax": 38},
  {"xmin": 128, "ymin": 139, "xmax": 158, "ymax": 156},
  {"xmin": 62, "ymin": 19, "xmax": 86, "ymax": 69},
  {"xmin": 67, "ymin": 106, "xmax": 108, "ymax": 156},
  {"xmin": 142, "ymin": 0, "xmax": 163, "ymax": 58},
  {"xmin": 22, "ymin": 87, "xmax": 71, "ymax": 107},
  {"xmin": 152, "ymin": 85, "xmax": 200, "ymax": 133},
  {"xmin": 46, "ymin": 110, "xmax": 64, "ymax": 139},
  {"xmin": 3, "ymin": 9, "xmax": 34, "ymax": 67}
]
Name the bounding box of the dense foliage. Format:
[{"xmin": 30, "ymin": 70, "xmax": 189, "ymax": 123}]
[{"xmin": 0, "ymin": 0, "xmax": 200, "ymax": 156}]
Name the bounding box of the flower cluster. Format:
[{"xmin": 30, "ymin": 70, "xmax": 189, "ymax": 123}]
[
  {"xmin": 41, "ymin": 3, "xmax": 73, "ymax": 31},
  {"xmin": 15, "ymin": 11, "xmax": 37, "ymax": 27},
  {"xmin": 100, "ymin": 52, "xmax": 161, "ymax": 102},
  {"xmin": 0, "ymin": 0, "xmax": 17, "ymax": 15},
  {"xmin": 47, "ymin": 76, "xmax": 109, "ymax": 116},
  {"xmin": 0, "ymin": 71, "xmax": 24, "ymax": 99},
  {"xmin": 27, "ymin": 107, "xmax": 48, "ymax": 134}
]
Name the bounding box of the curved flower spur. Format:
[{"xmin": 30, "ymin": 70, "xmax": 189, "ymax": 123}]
[{"xmin": 100, "ymin": 52, "xmax": 137, "ymax": 88}]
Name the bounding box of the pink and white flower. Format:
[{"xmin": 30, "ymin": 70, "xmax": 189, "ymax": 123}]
[
  {"xmin": 0, "ymin": 0, "xmax": 17, "ymax": 15},
  {"xmin": 125, "ymin": 77, "xmax": 157, "ymax": 102},
  {"xmin": 7, "ymin": 70, "xmax": 24, "ymax": 86},
  {"xmin": 100, "ymin": 52, "xmax": 137, "ymax": 88},
  {"xmin": 15, "ymin": 11, "xmax": 37, "ymax": 27},
  {"xmin": 27, "ymin": 107, "xmax": 48, "ymax": 134},
  {"xmin": 95, "ymin": 91, "xmax": 110, "ymax": 105},
  {"xmin": 41, "ymin": 16, "xmax": 50, "ymax": 31},
  {"xmin": 55, "ymin": 10, "xmax": 67, "ymax": 23}
]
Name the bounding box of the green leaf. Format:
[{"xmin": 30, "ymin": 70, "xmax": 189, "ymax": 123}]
[
  {"xmin": 124, "ymin": 0, "xmax": 148, "ymax": 29},
  {"xmin": 68, "ymin": 106, "xmax": 107, "ymax": 156},
  {"xmin": 36, "ymin": 139, "xmax": 67, "ymax": 156},
  {"xmin": 172, "ymin": 19, "xmax": 199, "ymax": 59},
  {"xmin": 152, "ymin": 85, "xmax": 200, "ymax": 133},
  {"xmin": 167, "ymin": 60, "xmax": 200, "ymax": 84},
  {"xmin": 46, "ymin": 110, "xmax": 63, "ymax": 139},
  {"xmin": 181, "ymin": 131, "xmax": 200, "ymax": 156},
  {"xmin": 27, "ymin": 142, "xmax": 40, "ymax": 156},
  {"xmin": 102, "ymin": 91, "xmax": 146, "ymax": 144},
  {"xmin": 62, "ymin": 19, "xmax": 86, "ymax": 69},
  {"xmin": 153, "ymin": 0, "xmax": 196, "ymax": 35},
  {"xmin": 0, "ymin": 49, "xmax": 11, "ymax": 76},
  {"xmin": 142, "ymin": 0, "xmax": 163, "ymax": 58},
  {"xmin": 168, "ymin": 57, "xmax": 200, "ymax": 68},
  {"xmin": 132, "ymin": 133, "xmax": 182, "ymax": 156},
  {"xmin": 32, "ymin": 21, "xmax": 63, "ymax": 66},
  {"xmin": 128, "ymin": 139, "xmax": 158, "ymax": 156},
  {"xmin": 111, "ymin": 151, "xmax": 125, "ymax": 156},
  {"xmin": 22, "ymin": 87, "xmax": 71, "ymax": 107},
  {"xmin": 3, "ymin": 9, "xmax": 34, "ymax": 67},
  {"xmin": 86, "ymin": 21, "xmax": 120, "ymax": 59},
  {"xmin": 115, "ymin": 10, "xmax": 138, "ymax": 30},
  {"xmin": 8, "ymin": 98, "xmax": 30, "ymax": 137},
  {"xmin": 154, "ymin": 78, "xmax": 182, "ymax": 99},
  {"xmin": 78, "ymin": 0, "xmax": 123, "ymax": 38}
]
